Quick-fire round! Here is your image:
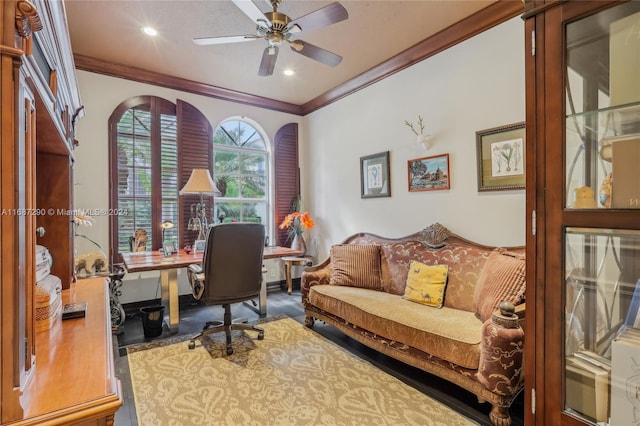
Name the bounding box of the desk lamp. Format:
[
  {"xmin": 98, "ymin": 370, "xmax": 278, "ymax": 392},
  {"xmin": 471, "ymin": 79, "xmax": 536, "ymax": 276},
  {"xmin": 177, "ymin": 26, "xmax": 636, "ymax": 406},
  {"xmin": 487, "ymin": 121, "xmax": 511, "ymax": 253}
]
[
  {"xmin": 161, "ymin": 220, "xmax": 175, "ymax": 255},
  {"xmin": 180, "ymin": 169, "xmax": 221, "ymax": 241}
]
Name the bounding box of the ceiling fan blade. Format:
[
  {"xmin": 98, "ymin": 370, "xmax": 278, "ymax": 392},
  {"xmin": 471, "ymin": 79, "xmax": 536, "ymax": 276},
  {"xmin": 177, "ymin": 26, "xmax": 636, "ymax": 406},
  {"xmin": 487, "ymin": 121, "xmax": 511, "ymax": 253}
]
[
  {"xmin": 193, "ymin": 35, "xmax": 259, "ymax": 46},
  {"xmin": 292, "ymin": 40, "xmax": 342, "ymax": 67},
  {"xmin": 232, "ymin": 0, "xmax": 270, "ymax": 26},
  {"xmin": 258, "ymin": 46, "xmax": 279, "ymax": 76},
  {"xmin": 286, "ymin": 2, "xmax": 348, "ymax": 34}
]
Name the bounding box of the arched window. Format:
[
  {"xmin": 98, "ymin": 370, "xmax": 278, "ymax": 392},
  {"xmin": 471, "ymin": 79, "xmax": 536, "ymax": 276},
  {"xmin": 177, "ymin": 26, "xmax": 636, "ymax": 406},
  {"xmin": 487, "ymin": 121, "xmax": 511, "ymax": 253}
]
[
  {"xmin": 109, "ymin": 97, "xmax": 213, "ymax": 262},
  {"xmin": 109, "ymin": 96, "xmax": 178, "ymax": 261},
  {"xmin": 213, "ymin": 119, "xmax": 269, "ymax": 234}
]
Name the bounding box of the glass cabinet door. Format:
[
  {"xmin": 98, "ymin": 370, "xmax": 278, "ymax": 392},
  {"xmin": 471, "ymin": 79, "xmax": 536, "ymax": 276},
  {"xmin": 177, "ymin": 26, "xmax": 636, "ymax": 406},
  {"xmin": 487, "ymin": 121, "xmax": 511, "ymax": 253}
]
[
  {"xmin": 565, "ymin": 2, "xmax": 640, "ymax": 211},
  {"xmin": 563, "ymin": 3, "xmax": 640, "ymax": 425}
]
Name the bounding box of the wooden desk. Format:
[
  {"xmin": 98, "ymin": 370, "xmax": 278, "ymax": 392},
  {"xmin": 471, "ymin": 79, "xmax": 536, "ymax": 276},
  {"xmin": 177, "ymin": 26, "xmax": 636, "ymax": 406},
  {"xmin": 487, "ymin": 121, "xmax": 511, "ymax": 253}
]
[
  {"xmin": 14, "ymin": 278, "xmax": 122, "ymax": 425},
  {"xmin": 121, "ymin": 246, "xmax": 301, "ymax": 332}
]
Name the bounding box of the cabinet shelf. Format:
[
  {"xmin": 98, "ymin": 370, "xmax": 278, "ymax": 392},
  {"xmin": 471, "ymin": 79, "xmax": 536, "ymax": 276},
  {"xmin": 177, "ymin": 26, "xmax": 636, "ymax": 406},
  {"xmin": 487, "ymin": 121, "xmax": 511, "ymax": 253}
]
[{"xmin": 566, "ymin": 101, "xmax": 640, "ymax": 135}]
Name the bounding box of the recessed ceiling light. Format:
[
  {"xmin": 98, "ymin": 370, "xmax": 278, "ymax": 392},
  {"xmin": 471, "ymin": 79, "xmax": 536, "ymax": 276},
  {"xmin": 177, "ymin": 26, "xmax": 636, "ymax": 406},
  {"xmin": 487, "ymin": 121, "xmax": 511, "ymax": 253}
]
[
  {"xmin": 142, "ymin": 26, "xmax": 158, "ymax": 37},
  {"xmin": 283, "ymin": 69, "xmax": 295, "ymax": 76}
]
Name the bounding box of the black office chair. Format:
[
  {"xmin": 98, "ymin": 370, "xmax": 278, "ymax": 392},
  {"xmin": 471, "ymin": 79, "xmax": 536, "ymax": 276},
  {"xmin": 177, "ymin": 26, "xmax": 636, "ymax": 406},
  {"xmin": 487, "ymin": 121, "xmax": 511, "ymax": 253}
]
[{"xmin": 186, "ymin": 222, "xmax": 265, "ymax": 354}]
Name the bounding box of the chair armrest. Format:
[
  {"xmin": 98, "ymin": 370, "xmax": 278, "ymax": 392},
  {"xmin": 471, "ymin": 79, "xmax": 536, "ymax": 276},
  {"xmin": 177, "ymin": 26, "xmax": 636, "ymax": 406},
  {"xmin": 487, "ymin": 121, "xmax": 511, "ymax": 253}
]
[
  {"xmin": 186, "ymin": 264, "xmax": 205, "ymax": 299},
  {"xmin": 188, "ymin": 263, "xmax": 203, "ymax": 276},
  {"xmin": 477, "ymin": 302, "xmax": 525, "ymax": 397}
]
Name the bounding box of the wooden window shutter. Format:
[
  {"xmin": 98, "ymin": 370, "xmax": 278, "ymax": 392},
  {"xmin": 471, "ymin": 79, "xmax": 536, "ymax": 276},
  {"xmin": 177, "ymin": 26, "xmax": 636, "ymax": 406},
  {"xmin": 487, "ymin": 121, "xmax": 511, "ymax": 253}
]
[
  {"xmin": 273, "ymin": 123, "xmax": 299, "ymax": 246},
  {"xmin": 177, "ymin": 99, "xmax": 213, "ymax": 248}
]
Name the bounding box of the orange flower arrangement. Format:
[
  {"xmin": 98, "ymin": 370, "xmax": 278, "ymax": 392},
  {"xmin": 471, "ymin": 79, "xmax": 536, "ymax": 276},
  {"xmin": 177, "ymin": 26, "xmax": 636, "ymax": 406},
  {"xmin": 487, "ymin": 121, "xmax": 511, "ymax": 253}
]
[{"xmin": 279, "ymin": 211, "xmax": 315, "ymax": 236}]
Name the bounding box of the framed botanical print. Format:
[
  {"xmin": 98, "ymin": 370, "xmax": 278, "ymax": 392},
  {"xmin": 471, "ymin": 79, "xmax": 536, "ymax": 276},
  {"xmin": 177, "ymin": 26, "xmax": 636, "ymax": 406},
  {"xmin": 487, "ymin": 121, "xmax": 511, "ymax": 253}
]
[
  {"xmin": 476, "ymin": 122, "xmax": 525, "ymax": 191},
  {"xmin": 360, "ymin": 151, "xmax": 391, "ymax": 198}
]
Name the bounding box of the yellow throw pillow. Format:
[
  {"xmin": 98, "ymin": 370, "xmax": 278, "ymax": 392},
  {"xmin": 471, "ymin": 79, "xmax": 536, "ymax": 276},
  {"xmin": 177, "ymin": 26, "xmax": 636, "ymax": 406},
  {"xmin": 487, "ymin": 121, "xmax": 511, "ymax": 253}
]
[{"xmin": 404, "ymin": 261, "xmax": 449, "ymax": 308}]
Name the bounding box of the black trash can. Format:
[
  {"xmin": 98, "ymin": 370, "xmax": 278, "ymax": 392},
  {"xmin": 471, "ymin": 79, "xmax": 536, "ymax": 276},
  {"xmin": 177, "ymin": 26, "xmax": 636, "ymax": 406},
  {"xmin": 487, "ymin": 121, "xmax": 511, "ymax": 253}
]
[{"xmin": 140, "ymin": 305, "xmax": 165, "ymax": 339}]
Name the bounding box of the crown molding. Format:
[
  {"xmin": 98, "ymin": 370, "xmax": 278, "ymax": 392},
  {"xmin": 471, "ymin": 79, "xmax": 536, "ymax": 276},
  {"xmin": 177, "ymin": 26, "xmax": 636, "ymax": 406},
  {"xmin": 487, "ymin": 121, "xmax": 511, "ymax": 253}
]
[
  {"xmin": 73, "ymin": 55, "xmax": 304, "ymax": 115},
  {"xmin": 74, "ymin": 0, "xmax": 523, "ymax": 117},
  {"xmin": 301, "ymin": 0, "xmax": 523, "ymax": 114}
]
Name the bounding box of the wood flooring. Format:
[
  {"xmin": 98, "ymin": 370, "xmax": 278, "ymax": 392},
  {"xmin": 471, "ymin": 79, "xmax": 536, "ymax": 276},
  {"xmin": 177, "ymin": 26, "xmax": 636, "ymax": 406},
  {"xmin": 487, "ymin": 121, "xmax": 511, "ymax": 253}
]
[{"xmin": 113, "ymin": 283, "xmax": 524, "ymax": 426}]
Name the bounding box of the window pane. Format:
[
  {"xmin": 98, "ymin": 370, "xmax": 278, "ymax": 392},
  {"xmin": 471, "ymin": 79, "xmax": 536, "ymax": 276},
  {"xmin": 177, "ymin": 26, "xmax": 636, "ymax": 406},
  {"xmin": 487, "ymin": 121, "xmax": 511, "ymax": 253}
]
[
  {"xmin": 214, "ymin": 150, "xmax": 239, "ymax": 175},
  {"xmin": 113, "ymin": 100, "xmax": 178, "ymax": 255},
  {"xmin": 117, "ymin": 198, "xmax": 152, "ymax": 251},
  {"xmin": 212, "ymin": 119, "xmax": 268, "ymax": 236},
  {"xmin": 240, "ymin": 176, "xmax": 265, "ymax": 199},
  {"xmin": 215, "ymin": 201, "xmax": 240, "ymax": 222},
  {"xmin": 240, "ymin": 153, "xmax": 266, "ymax": 175},
  {"xmin": 241, "ymin": 202, "xmax": 265, "ymax": 224}
]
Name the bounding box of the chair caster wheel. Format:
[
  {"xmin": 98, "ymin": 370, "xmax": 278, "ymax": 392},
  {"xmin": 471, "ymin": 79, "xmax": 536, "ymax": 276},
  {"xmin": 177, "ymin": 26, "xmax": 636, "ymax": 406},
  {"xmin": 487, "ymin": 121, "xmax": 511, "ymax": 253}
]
[
  {"xmin": 257, "ymin": 331, "xmax": 264, "ymax": 340},
  {"xmin": 226, "ymin": 347, "xmax": 234, "ymax": 355},
  {"xmin": 188, "ymin": 340, "xmax": 195, "ymax": 350}
]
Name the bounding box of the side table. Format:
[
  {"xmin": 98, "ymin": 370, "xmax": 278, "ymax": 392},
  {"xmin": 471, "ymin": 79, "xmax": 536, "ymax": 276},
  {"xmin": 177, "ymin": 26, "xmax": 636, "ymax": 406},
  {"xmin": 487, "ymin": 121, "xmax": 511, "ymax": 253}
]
[{"xmin": 282, "ymin": 256, "xmax": 313, "ymax": 295}]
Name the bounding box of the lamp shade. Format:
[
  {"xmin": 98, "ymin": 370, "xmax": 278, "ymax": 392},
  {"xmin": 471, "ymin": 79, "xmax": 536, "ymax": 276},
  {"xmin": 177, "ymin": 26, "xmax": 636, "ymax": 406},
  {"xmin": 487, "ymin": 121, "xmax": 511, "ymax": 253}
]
[{"xmin": 179, "ymin": 169, "xmax": 221, "ymax": 196}]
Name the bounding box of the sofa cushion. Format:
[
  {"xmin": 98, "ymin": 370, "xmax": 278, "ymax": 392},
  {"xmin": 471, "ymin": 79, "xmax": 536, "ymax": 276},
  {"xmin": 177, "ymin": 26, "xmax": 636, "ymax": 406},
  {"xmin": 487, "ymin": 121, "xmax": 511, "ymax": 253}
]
[
  {"xmin": 329, "ymin": 244, "xmax": 383, "ymax": 290},
  {"xmin": 404, "ymin": 261, "xmax": 448, "ymax": 308},
  {"xmin": 309, "ymin": 284, "xmax": 483, "ymax": 369},
  {"xmin": 368, "ymin": 238, "xmax": 494, "ymax": 311},
  {"xmin": 473, "ymin": 248, "xmax": 526, "ymax": 322}
]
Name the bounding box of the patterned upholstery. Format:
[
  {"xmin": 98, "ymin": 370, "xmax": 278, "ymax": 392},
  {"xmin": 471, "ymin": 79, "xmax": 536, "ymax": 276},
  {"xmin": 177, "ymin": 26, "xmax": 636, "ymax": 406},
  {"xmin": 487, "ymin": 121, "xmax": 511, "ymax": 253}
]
[{"xmin": 301, "ymin": 224, "xmax": 525, "ymax": 426}]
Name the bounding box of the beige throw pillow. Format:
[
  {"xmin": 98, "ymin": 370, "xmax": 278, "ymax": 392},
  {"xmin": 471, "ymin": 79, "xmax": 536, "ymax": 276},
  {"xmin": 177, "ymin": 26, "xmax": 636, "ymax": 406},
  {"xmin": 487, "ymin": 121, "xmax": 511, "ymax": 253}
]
[
  {"xmin": 330, "ymin": 244, "xmax": 383, "ymax": 290},
  {"xmin": 473, "ymin": 248, "xmax": 526, "ymax": 322},
  {"xmin": 404, "ymin": 261, "xmax": 449, "ymax": 308}
]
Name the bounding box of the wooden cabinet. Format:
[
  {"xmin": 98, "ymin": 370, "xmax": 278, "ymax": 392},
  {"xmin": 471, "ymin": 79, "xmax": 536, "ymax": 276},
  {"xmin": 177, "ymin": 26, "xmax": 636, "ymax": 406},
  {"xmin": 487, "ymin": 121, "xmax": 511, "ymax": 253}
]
[
  {"xmin": 0, "ymin": 1, "xmax": 107, "ymax": 423},
  {"xmin": 11, "ymin": 278, "xmax": 122, "ymax": 426},
  {"xmin": 524, "ymin": 1, "xmax": 640, "ymax": 424}
]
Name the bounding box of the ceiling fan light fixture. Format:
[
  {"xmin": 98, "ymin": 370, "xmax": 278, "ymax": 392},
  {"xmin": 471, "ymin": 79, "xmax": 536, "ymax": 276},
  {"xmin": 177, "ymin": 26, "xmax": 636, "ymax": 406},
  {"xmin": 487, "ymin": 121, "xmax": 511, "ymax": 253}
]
[{"xmin": 194, "ymin": 0, "xmax": 349, "ymax": 77}]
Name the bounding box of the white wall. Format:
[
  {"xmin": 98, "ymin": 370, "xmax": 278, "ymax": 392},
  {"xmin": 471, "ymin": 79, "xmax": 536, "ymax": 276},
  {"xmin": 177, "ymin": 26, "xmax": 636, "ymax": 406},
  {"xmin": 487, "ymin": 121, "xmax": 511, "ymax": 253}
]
[
  {"xmin": 303, "ymin": 17, "xmax": 525, "ymax": 260},
  {"xmin": 74, "ymin": 17, "xmax": 525, "ymax": 303}
]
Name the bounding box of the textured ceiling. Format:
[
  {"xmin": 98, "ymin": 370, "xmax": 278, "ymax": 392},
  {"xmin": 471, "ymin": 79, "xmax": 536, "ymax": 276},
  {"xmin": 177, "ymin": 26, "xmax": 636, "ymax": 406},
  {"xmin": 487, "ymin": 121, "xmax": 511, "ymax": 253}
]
[{"xmin": 65, "ymin": 0, "xmax": 495, "ymax": 105}]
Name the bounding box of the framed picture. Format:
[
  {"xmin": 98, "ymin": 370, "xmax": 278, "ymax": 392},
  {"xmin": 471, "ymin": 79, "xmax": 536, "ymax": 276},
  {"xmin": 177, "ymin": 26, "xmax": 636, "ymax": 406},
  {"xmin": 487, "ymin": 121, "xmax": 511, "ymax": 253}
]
[
  {"xmin": 476, "ymin": 122, "xmax": 525, "ymax": 191},
  {"xmin": 162, "ymin": 241, "xmax": 176, "ymax": 256},
  {"xmin": 360, "ymin": 151, "xmax": 391, "ymax": 198},
  {"xmin": 407, "ymin": 153, "xmax": 450, "ymax": 192},
  {"xmin": 193, "ymin": 239, "xmax": 206, "ymax": 254}
]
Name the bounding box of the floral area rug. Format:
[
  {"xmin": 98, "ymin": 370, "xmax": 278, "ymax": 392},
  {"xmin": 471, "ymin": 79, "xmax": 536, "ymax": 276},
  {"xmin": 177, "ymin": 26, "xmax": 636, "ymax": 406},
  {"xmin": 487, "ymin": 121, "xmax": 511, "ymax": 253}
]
[{"xmin": 127, "ymin": 316, "xmax": 477, "ymax": 425}]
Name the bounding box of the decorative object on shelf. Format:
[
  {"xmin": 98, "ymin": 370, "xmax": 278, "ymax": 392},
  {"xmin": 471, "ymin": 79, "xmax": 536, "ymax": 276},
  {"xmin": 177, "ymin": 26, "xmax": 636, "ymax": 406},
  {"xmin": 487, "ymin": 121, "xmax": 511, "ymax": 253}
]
[
  {"xmin": 279, "ymin": 211, "xmax": 315, "ymax": 256},
  {"xmin": 404, "ymin": 115, "xmax": 433, "ymax": 150},
  {"xmin": 475, "ymin": 122, "xmax": 525, "ymax": 191},
  {"xmin": 74, "ymin": 251, "xmax": 108, "ymax": 276},
  {"xmin": 360, "ymin": 151, "xmax": 391, "ymax": 198},
  {"xmin": 572, "ymin": 186, "xmax": 597, "ymax": 209},
  {"xmin": 599, "ymin": 173, "xmax": 613, "ymax": 208},
  {"xmin": 161, "ymin": 220, "xmax": 175, "ymax": 256},
  {"xmin": 73, "ymin": 209, "xmax": 100, "ymax": 248},
  {"xmin": 408, "ymin": 153, "xmax": 450, "ymax": 192},
  {"xmin": 180, "ymin": 169, "xmax": 221, "ymax": 241}
]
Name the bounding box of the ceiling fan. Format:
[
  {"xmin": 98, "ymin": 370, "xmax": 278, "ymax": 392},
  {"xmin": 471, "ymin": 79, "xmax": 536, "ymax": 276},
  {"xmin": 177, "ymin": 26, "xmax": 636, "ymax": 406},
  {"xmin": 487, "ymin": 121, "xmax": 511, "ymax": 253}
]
[{"xmin": 193, "ymin": 0, "xmax": 348, "ymax": 76}]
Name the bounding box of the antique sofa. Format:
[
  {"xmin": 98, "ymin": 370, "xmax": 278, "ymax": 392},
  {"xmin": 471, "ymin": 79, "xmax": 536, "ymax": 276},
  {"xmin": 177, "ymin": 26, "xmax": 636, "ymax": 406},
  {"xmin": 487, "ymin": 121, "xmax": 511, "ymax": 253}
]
[{"xmin": 301, "ymin": 223, "xmax": 525, "ymax": 426}]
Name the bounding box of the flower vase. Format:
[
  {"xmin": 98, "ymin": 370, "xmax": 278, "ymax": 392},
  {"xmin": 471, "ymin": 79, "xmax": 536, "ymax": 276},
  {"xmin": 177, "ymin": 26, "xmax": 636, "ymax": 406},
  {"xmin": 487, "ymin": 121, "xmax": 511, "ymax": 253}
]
[{"xmin": 291, "ymin": 233, "xmax": 307, "ymax": 256}]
